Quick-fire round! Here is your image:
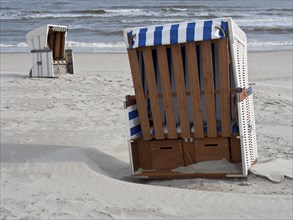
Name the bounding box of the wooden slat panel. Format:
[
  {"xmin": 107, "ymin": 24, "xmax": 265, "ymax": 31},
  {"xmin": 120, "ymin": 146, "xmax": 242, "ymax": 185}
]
[
  {"xmin": 201, "ymin": 41, "xmax": 217, "ymax": 137},
  {"xmin": 128, "ymin": 49, "xmax": 152, "ymax": 140},
  {"xmin": 142, "ymin": 47, "xmax": 164, "ymax": 139},
  {"xmin": 171, "ymin": 44, "xmax": 191, "ymax": 138},
  {"xmin": 186, "ymin": 42, "xmax": 204, "ymax": 138},
  {"xmin": 60, "ymin": 32, "xmax": 65, "ymax": 59},
  {"xmin": 54, "ymin": 32, "xmax": 61, "ymax": 59},
  {"xmin": 217, "ymin": 38, "xmax": 231, "ymax": 137},
  {"xmin": 157, "ymin": 45, "xmax": 177, "ymax": 139}
]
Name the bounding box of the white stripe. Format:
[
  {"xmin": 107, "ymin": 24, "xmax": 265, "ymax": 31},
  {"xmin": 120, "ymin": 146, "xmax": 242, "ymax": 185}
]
[
  {"xmin": 125, "ymin": 108, "xmax": 131, "ymax": 141},
  {"xmin": 129, "ymin": 117, "xmax": 140, "ymax": 128},
  {"xmin": 178, "ymin": 22, "xmax": 187, "ymax": 44},
  {"xmin": 176, "ymin": 124, "xmax": 182, "ymax": 133},
  {"xmin": 146, "ymin": 26, "xmax": 155, "ymax": 47},
  {"xmin": 161, "ymin": 24, "xmax": 172, "ymax": 45},
  {"xmin": 132, "ymin": 30, "xmax": 139, "ymax": 49},
  {"xmin": 212, "ymin": 20, "xmax": 222, "ymax": 39},
  {"xmin": 195, "ymin": 20, "xmax": 204, "ymax": 41},
  {"xmin": 130, "ymin": 133, "xmax": 141, "ymax": 140},
  {"xmin": 127, "ymin": 104, "xmax": 137, "ymax": 112},
  {"xmin": 123, "ymin": 29, "xmax": 130, "ymax": 48}
]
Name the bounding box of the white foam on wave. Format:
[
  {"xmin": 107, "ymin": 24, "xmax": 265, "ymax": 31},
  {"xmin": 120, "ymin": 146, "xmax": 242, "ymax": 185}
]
[
  {"xmin": 0, "ymin": 41, "xmax": 125, "ymax": 49},
  {"xmin": 104, "ymin": 9, "xmax": 142, "ymax": 13},
  {"xmin": 66, "ymin": 41, "xmax": 125, "ymax": 48},
  {"xmin": 0, "ymin": 11, "xmax": 22, "ymax": 20},
  {"xmin": 248, "ymin": 41, "xmax": 293, "ymax": 47},
  {"xmin": 0, "ymin": 42, "xmax": 28, "ymax": 48},
  {"xmin": 26, "ymin": 13, "xmax": 88, "ymax": 19},
  {"xmin": 1, "ymin": 40, "xmax": 291, "ymax": 52}
]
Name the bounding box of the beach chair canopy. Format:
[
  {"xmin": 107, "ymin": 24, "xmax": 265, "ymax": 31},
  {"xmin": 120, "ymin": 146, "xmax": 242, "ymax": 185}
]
[
  {"xmin": 124, "ymin": 18, "xmax": 229, "ymax": 49},
  {"xmin": 26, "ymin": 24, "xmax": 68, "ymax": 60}
]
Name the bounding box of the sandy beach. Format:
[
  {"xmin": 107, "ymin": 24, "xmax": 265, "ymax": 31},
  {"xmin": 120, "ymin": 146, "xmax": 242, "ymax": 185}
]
[{"xmin": 1, "ymin": 51, "xmax": 292, "ymax": 219}]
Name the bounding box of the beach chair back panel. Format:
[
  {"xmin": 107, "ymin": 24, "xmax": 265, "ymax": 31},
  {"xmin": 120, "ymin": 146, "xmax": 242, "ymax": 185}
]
[{"xmin": 228, "ymin": 21, "xmax": 258, "ymax": 175}]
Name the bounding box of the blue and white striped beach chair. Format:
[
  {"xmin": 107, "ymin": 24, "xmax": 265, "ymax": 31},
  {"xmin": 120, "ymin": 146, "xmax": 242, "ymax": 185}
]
[{"xmin": 124, "ymin": 17, "xmax": 257, "ymax": 179}]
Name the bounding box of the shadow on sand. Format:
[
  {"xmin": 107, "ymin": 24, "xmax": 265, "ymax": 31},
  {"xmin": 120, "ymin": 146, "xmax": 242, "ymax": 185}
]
[{"xmin": 0, "ymin": 143, "xmax": 144, "ymax": 183}]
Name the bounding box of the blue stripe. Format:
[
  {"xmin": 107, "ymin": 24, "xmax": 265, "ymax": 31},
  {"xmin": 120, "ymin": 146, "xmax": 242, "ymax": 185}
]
[
  {"xmin": 130, "ymin": 124, "xmax": 141, "ymax": 136},
  {"xmin": 154, "ymin": 26, "xmax": 163, "ymax": 46},
  {"xmin": 186, "ymin": 22, "xmax": 196, "ymax": 42},
  {"xmin": 220, "ymin": 21, "xmax": 228, "ymax": 37},
  {"xmin": 129, "ymin": 110, "xmax": 138, "ymax": 120},
  {"xmin": 138, "ymin": 28, "xmax": 148, "ymax": 47},
  {"xmin": 170, "ymin": 24, "xmax": 179, "ymax": 44},
  {"xmin": 203, "ymin": 20, "xmax": 212, "ymax": 40},
  {"xmin": 232, "ymin": 122, "xmax": 239, "ymax": 133},
  {"xmin": 127, "ymin": 31, "xmax": 134, "ymax": 48}
]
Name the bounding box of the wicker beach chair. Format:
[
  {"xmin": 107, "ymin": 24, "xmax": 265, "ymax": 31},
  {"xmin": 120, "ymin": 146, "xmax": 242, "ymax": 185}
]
[
  {"xmin": 26, "ymin": 24, "xmax": 74, "ymax": 78},
  {"xmin": 124, "ymin": 17, "xmax": 257, "ymax": 179}
]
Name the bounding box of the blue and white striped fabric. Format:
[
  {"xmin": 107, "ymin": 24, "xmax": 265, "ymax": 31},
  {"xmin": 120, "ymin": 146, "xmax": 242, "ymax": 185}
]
[
  {"xmin": 124, "ymin": 18, "xmax": 229, "ymax": 49},
  {"xmin": 126, "ymin": 104, "xmax": 142, "ymax": 140}
]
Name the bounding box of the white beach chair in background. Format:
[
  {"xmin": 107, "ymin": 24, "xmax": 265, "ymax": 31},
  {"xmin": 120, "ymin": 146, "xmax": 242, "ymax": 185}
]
[
  {"xmin": 124, "ymin": 17, "xmax": 257, "ymax": 179},
  {"xmin": 26, "ymin": 24, "xmax": 74, "ymax": 78}
]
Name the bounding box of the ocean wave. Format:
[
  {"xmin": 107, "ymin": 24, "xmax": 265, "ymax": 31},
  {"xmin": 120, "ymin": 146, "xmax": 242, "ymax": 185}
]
[
  {"xmin": 243, "ymin": 26, "xmax": 293, "ymax": 33},
  {"xmin": 0, "ymin": 42, "xmax": 28, "ymax": 48},
  {"xmin": 0, "ymin": 41, "xmax": 127, "ymax": 52},
  {"xmin": 25, "ymin": 13, "xmax": 89, "ymax": 19},
  {"xmin": 72, "ymin": 9, "xmax": 107, "ymax": 14},
  {"xmin": 71, "ymin": 28, "xmax": 123, "ymax": 36},
  {"xmin": 161, "ymin": 8, "xmax": 187, "ymax": 12},
  {"xmin": 236, "ymin": 17, "xmax": 292, "ymax": 24},
  {"xmin": 120, "ymin": 17, "xmax": 187, "ymax": 25},
  {"xmin": 66, "ymin": 41, "xmax": 125, "ymax": 48},
  {"xmin": 248, "ymin": 41, "xmax": 293, "ymax": 47},
  {"xmin": 72, "ymin": 8, "xmax": 142, "ymax": 15},
  {"xmin": 264, "ymin": 8, "xmax": 293, "ymax": 12},
  {"xmin": 149, "ymin": 5, "xmax": 211, "ymax": 10},
  {"xmin": 0, "ymin": 41, "xmax": 126, "ymax": 49},
  {"xmin": 105, "ymin": 9, "xmax": 142, "ymax": 13},
  {"xmin": 0, "ymin": 11, "xmax": 23, "ymax": 20}
]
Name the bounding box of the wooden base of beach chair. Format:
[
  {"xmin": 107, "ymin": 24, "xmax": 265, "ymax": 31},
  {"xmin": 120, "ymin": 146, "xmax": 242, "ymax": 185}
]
[
  {"xmin": 184, "ymin": 137, "xmax": 230, "ymax": 164},
  {"xmin": 130, "ymin": 136, "xmax": 243, "ymax": 179},
  {"xmin": 133, "ymin": 171, "xmax": 243, "ymax": 179}
]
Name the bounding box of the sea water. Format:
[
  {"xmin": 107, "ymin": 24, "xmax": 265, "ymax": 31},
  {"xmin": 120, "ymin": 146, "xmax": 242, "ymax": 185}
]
[{"xmin": 0, "ymin": 0, "xmax": 292, "ymax": 52}]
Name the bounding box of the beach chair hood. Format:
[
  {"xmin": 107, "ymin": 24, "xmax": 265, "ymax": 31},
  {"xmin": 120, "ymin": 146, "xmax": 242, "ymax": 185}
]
[
  {"xmin": 123, "ymin": 18, "xmax": 233, "ymax": 49},
  {"xmin": 26, "ymin": 24, "xmax": 68, "ymax": 51}
]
